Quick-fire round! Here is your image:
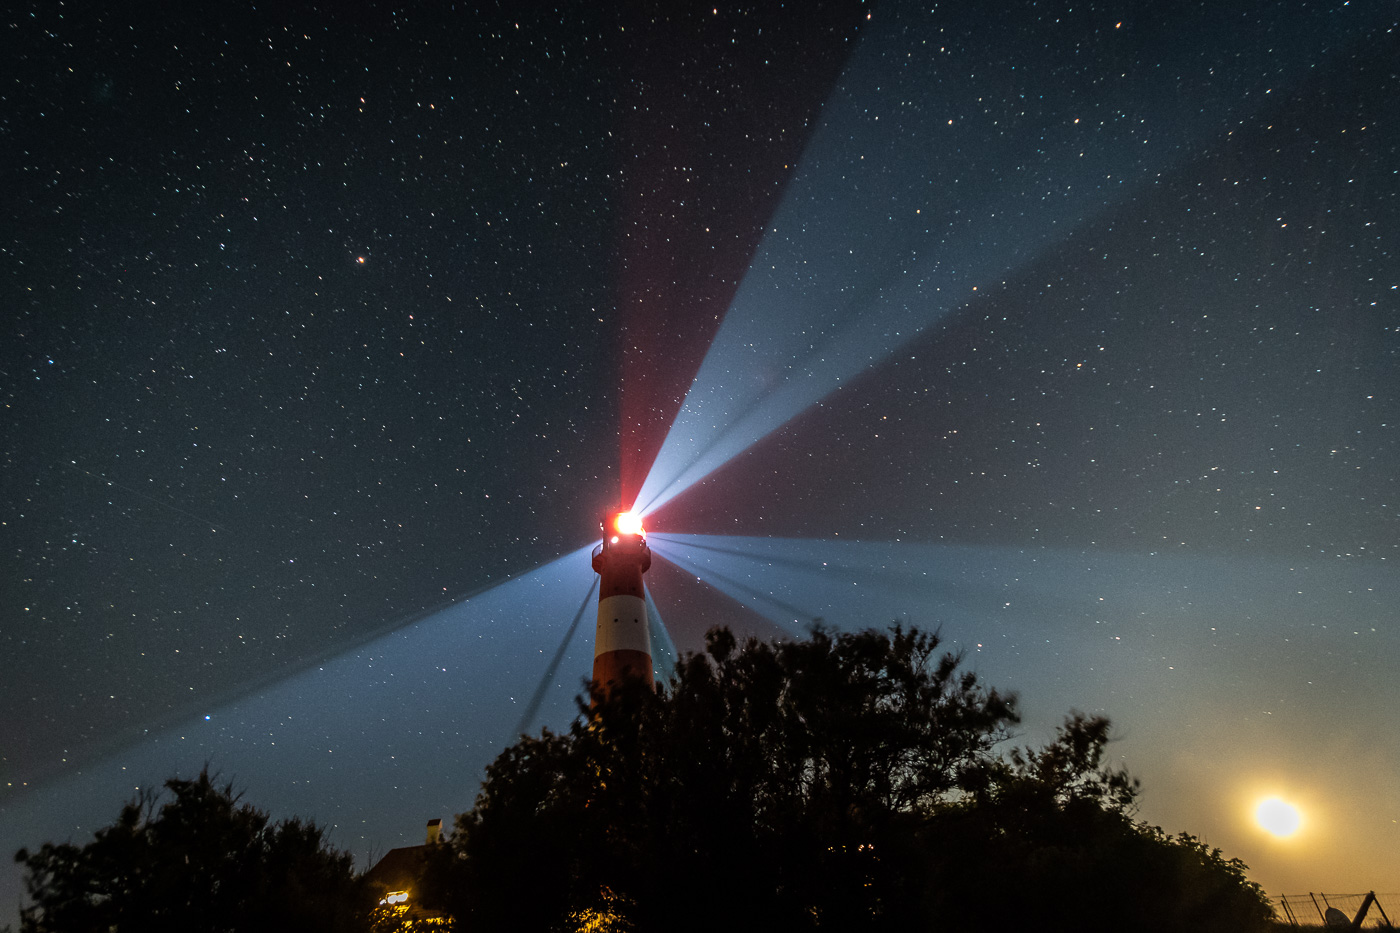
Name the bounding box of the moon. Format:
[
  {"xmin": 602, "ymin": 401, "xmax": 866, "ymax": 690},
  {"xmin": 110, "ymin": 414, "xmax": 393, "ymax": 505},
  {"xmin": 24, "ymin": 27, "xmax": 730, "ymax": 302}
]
[{"xmin": 1255, "ymin": 797, "xmax": 1302, "ymax": 837}]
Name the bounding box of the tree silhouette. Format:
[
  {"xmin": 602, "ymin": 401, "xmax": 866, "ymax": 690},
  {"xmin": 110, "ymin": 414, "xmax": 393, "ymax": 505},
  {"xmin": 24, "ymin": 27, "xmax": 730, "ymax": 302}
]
[
  {"xmin": 916, "ymin": 713, "xmax": 1273, "ymax": 932},
  {"xmin": 424, "ymin": 624, "xmax": 1275, "ymax": 933},
  {"xmin": 14, "ymin": 769, "xmax": 372, "ymax": 933}
]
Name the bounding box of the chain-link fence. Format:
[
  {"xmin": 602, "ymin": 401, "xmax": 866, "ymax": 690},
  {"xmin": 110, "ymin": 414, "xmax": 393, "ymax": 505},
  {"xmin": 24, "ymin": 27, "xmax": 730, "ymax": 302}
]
[{"xmin": 1272, "ymin": 892, "xmax": 1396, "ymax": 928}]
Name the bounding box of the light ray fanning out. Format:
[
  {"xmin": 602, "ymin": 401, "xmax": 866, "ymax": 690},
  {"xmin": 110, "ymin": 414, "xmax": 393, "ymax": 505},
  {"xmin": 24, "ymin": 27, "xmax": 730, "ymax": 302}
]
[
  {"xmin": 515, "ymin": 578, "xmax": 599, "ymax": 738},
  {"xmin": 643, "ymin": 585, "xmax": 678, "ymax": 683},
  {"xmin": 646, "ymin": 533, "xmax": 1398, "ymax": 732},
  {"xmin": 635, "ymin": 2, "xmax": 1375, "ymax": 517},
  {"xmin": 0, "ymin": 544, "xmax": 604, "ymax": 865}
]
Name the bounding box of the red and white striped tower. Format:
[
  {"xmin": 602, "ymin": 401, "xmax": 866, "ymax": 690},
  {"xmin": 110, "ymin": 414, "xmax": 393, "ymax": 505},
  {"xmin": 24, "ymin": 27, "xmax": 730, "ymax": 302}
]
[{"xmin": 590, "ymin": 510, "xmax": 654, "ymax": 694}]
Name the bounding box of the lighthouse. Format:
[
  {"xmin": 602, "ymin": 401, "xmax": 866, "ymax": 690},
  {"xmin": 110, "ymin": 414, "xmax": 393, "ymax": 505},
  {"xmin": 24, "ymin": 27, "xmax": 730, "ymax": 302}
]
[{"xmin": 591, "ymin": 510, "xmax": 654, "ymax": 694}]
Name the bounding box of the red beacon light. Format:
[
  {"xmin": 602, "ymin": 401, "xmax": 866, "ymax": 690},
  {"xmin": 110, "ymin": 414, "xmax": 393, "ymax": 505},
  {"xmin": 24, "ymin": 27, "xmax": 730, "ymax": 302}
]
[
  {"xmin": 596, "ymin": 510, "xmax": 650, "ymax": 557},
  {"xmin": 613, "ymin": 510, "xmax": 645, "ymax": 538}
]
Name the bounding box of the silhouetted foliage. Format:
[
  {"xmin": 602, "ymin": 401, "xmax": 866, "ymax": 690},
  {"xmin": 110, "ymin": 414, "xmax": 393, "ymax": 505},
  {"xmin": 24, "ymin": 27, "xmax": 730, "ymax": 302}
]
[
  {"xmin": 425, "ymin": 624, "xmax": 1274, "ymax": 933},
  {"xmin": 14, "ymin": 769, "xmax": 372, "ymax": 933},
  {"xmin": 917, "ymin": 714, "xmax": 1273, "ymax": 932}
]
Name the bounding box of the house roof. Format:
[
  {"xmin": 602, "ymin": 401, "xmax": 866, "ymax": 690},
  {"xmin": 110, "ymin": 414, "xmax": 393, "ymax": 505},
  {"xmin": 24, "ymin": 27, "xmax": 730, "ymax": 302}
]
[{"xmin": 364, "ymin": 844, "xmax": 429, "ymax": 893}]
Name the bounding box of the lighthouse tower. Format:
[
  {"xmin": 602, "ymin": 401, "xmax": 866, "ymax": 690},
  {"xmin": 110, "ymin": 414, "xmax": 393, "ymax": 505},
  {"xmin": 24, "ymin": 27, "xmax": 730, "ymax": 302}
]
[{"xmin": 591, "ymin": 510, "xmax": 654, "ymax": 694}]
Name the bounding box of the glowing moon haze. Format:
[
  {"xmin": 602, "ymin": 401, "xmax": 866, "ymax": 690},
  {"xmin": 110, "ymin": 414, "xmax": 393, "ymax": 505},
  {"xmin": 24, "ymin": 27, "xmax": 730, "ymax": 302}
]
[{"xmin": 1255, "ymin": 798, "xmax": 1302, "ymax": 838}]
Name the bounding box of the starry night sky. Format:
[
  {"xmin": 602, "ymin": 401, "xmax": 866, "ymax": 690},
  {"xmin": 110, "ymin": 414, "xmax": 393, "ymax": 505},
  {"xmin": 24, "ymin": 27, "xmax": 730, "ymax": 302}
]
[{"xmin": 3, "ymin": 0, "xmax": 1397, "ymax": 914}]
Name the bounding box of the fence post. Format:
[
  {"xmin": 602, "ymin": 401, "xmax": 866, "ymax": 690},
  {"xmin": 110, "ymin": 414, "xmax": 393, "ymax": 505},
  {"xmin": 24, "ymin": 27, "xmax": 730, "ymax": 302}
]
[
  {"xmin": 1278, "ymin": 894, "xmax": 1299, "ymax": 928},
  {"xmin": 1372, "ymin": 893, "xmax": 1392, "ymax": 928}
]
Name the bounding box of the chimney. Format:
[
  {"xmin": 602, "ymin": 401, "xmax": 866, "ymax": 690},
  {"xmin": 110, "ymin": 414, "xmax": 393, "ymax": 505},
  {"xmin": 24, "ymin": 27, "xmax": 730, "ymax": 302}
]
[{"xmin": 426, "ymin": 818, "xmax": 442, "ymax": 845}]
